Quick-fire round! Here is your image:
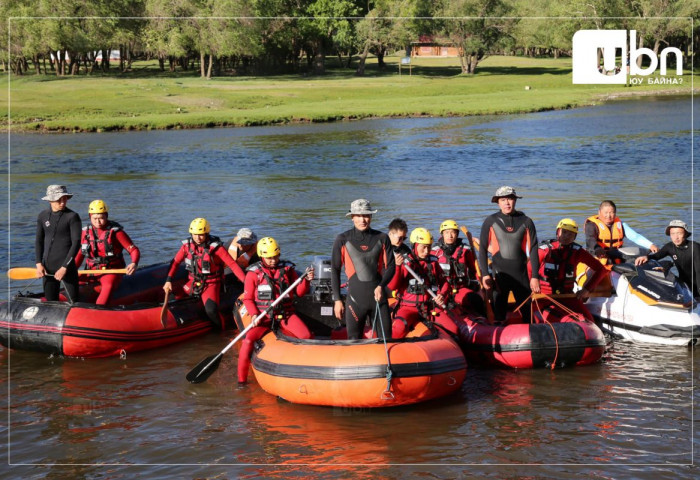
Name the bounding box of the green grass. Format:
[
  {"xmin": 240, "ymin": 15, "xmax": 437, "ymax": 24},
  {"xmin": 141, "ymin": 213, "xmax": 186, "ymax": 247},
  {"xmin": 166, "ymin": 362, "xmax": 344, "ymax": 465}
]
[{"xmin": 1, "ymin": 55, "xmax": 694, "ymax": 133}]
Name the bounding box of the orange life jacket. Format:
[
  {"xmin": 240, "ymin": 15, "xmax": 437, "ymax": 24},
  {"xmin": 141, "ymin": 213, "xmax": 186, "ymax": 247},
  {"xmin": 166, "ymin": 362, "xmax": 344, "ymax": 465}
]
[
  {"xmin": 228, "ymin": 237, "xmax": 255, "ymax": 268},
  {"xmin": 585, "ymin": 215, "xmax": 625, "ymax": 250}
]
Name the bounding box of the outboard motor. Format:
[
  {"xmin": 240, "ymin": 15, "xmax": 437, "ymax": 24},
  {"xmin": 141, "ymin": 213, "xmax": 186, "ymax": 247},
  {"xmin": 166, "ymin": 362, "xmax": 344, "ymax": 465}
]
[{"xmin": 311, "ymin": 255, "xmax": 333, "ymax": 303}]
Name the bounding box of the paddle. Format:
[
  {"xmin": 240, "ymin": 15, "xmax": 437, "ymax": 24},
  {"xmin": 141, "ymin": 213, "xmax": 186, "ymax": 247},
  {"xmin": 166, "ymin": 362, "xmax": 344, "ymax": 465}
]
[
  {"xmin": 186, "ymin": 266, "xmax": 312, "ymax": 384},
  {"xmin": 461, "ymin": 226, "xmax": 495, "ymax": 322},
  {"xmin": 7, "ymin": 267, "xmax": 128, "ymax": 280},
  {"xmin": 160, "ymin": 290, "xmax": 170, "ymax": 328}
]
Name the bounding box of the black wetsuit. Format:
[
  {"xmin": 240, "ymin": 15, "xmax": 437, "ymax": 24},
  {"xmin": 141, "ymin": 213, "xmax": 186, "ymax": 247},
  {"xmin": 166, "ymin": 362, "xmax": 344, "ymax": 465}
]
[
  {"xmin": 647, "ymin": 240, "xmax": 700, "ymax": 298},
  {"xmin": 478, "ymin": 210, "xmax": 540, "ymax": 321},
  {"xmin": 35, "ymin": 207, "xmax": 82, "ymax": 302},
  {"xmin": 331, "ymin": 227, "xmax": 395, "ymax": 339}
]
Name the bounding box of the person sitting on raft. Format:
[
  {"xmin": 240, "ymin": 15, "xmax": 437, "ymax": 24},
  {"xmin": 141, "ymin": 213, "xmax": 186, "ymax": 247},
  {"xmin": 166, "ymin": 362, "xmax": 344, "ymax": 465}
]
[
  {"xmin": 237, "ymin": 237, "xmax": 314, "ymax": 385},
  {"xmin": 387, "ymin": 228, "xmax": 459, "ymax": 338},
  {"xmin": 227, "ymin": 227, "xmax": 259, "ymax": 270},
  {"xmin": 584, "ymin": 200, "xmax": 658, "ymax": 265},
  {"xmin": 635, "ymin": 220, "xmax": 700, "ymax": 299},
  {"xmin": 529, "ymin": 218, "xmax": 608, "ymax": 322},
  {"xmin": 431, "ymin": 219, "xmax": 484, "ymax": 315},
  {"xmin": 163, "ymin": 218, "xmax": 246, "ymax": 329},
  {"xmin": 74, "ymin": 200, "xmax": 140, "ymax": 305}
]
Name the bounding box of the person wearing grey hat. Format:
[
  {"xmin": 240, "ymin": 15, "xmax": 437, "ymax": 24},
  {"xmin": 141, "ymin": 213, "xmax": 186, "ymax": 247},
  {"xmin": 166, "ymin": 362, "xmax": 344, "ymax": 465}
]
[
  {"xmin": 331, "ymin": 198, "xmax": 395, "ymax": 339},
  {"xmin": 635, "ymin": 220, "xmax": 699, "ymax": 298},
  {"xmin": 35, "ymin": 185, "xmax": 82, "ymax": 302},
  {"xmin": 227, "ymin": 227, "xmax": 260, "ymax": 270},
  {"xmin": 478, "ymin": 186, "xmax": 540, "ymax": 323}
]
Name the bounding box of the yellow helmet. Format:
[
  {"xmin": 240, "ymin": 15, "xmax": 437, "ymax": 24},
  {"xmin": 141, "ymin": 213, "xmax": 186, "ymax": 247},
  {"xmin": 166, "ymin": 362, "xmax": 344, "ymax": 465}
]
[
  {"xmin": 410, "ymin": 227, "xmax": 433, "ymax": 245},
  {"xmin": 556, "ymin": 218, "xmax": 578, "ymax": 235},
  {"xmin": 439, "ymin": 219, "xmax": 459, "ymax": 233},
  {"xmin": 88, "ymin": 199, "xmax": 108, "ymax": 214},
  {"xmin": 189, "ymin": 218, "xmax": 210, "ymax": 234},
  {"xmin": 257, "ymin": 237, "xmax": 280, "ymax": 258}
]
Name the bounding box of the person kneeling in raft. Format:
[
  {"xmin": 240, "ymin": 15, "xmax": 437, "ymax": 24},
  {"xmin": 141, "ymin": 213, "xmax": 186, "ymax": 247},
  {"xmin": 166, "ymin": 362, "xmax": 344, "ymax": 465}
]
[
  {"xmin": 387, "ymin": 228, "xmax": 459, "ymax": 338},
  {"xmin": 163, "ymin": 218, "xmax": 246, "ymax": 329},
  {"xmin": 74, "ymin": 200, "xmax": 141, "ymax": 306},
  {"xmin": 237, "ymin": 237, "xmax": 314, "ymax": 385}
]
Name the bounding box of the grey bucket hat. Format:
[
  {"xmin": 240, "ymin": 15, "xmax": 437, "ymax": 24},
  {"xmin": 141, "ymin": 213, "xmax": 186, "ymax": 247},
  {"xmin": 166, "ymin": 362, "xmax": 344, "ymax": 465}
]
[
  {"xmin": 236, "ymin": 228, "xmax": 258, "ymax": 245},
  {"xmin": 346, "ymin": 198, "xmax": 378, "ymax": 217},
  {"xmin": 42, "ymin": 185, "xmax": 74, "ymax": 202},
  {"xmin": 491, "ymin": 186, "xmax": 522, "ymax": 203},
  {"xmin": 665, "ymin": 220, "xmax": 691, "ymax": 237}
]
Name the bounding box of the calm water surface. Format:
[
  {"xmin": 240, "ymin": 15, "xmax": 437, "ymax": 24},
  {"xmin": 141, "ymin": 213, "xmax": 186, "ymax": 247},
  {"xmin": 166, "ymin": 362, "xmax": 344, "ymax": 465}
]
[{"xmin": 1, "ymin": 96, "xmax": 698, "ymax": 478}]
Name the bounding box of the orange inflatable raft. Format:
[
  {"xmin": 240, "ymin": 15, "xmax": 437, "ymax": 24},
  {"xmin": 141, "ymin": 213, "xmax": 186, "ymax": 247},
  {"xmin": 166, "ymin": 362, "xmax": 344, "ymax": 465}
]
[{"xmin": 237, "ymin": 303, "xmax": 466, "ymax": 408}]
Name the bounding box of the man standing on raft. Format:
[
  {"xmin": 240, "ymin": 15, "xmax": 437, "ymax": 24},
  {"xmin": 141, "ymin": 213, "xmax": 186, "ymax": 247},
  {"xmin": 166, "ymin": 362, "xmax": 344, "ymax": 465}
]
[
  {"xmin": 331, "ymin": 199, "xmax": 395, "ymax": 339},
  {"xmin": 479, "ymin": 186, "xmax": 540, "ymax": 323}
]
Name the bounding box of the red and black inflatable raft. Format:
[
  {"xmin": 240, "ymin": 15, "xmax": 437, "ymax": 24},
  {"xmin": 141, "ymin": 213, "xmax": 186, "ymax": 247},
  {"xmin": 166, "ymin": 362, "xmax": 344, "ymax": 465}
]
[
  {"xmin": 457, "ymin": 300, "xmax": 606, "ymax": 369},
  {"xmin": 0, "ymin": 263, "xmax": 241, "ymax": 358}
]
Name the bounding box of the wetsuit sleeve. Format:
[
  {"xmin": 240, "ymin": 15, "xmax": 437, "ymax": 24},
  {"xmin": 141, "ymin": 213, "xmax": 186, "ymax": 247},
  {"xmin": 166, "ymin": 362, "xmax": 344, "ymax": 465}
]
[
  {"xmin": 584, "ymin": 222, "xmax": 600, "ymax": 254},
  {"xmin": 73, "ymin": 229, "xmax": 87, "ymax": 268},
  {"xmin": 478, "ymin": 217, "xmax": 491, "ymax": 276},
  {"xmin": 576, "ymin": 249, "xmax": 608, "ymax": 291},
  {"xmin": 165, "ymin": 244, "xmax": 187, "ymax": 282},
  {"xmin": 62, "ymin": 212, "xmax": 82, "ymax": 268},
  {"xmin": 622, "ymin": 222, "xmax": 654, "ymax": 249},
  {"xmin": 35, "ymin": 211, "xmax": 45, "ymax": 264},
  {"xmin": 435, "ymin": 265, "xmax": 450, "ymax": 296},
  {"xmin": 289, "ymin": 268, "xmax": 310, "ymax": 298},
  {"xmin": 215, "ymin": 246, "xmax": 246, "ymax": 283},
  {"xmin": 115, "ymin": 230, "xmax": 140, "ymax": 265},
  {"xmin": 380, "ymin": 235, "xmax": 396, "ymax": 288},
  {"xmin": 243, "ymin": 271, "xmax": 261, "ymax": 317},
  {"xmin": 331, "ymin": 234, "xmax": 345, "ymax": 302},
  {"xmin": 526, "ymin": 219, "xmax": 540, "ymax": 279},
  {"xmin": 386, "ymin": 263, "xmax": 405, "ymax": 292},
  {"xmin": 693, "ymin": 242, "xmax": 700, "ymax": 297},
  {"xmin": 646, "ymin": 242, "xmax": 672, "ymax": 261}
]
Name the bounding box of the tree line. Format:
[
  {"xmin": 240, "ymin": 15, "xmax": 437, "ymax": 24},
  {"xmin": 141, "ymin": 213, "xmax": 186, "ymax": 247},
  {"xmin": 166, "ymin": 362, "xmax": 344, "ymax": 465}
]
[{"xmin": 2, "ymin": 0, "xmax": 697, "ymax": 78}]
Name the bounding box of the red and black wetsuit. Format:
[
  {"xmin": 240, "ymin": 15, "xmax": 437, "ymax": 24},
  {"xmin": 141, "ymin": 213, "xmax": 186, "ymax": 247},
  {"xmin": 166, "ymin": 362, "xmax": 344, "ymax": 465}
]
[
  {"xmin": 647, "ymin": 240, "xmax": 700, "ymax": 298},
  {"xmin": 431, "ymin": 238, "xmax": 483, "ymax": 313},
  {"xmin": 237, "ymin": 260, "xmax": 312, "ymax": 383},
  {"xmin": 166, "ymin": 235, "xmax": 246, "ymax": 328},
  {"xmin": 387, "ymin": 249, "xmax": 456, "ymax": 338},
  {"xmin": 35, "ymin": 207, "xmax": 82, "ymax": 302},
  {"xmin": 74, "ymin": 221, "xmax": 141, "ymax": 305},
  {"xmin": 331, "ymin": 227, "xmax": 395, "ymax": 339},
  {"xmin": 529, "ymin": 240, "xmax": 608, "ymax": 321},
  {"xmin": 478, "ymin": 210, "xmax": 540, "ymax": 322}
]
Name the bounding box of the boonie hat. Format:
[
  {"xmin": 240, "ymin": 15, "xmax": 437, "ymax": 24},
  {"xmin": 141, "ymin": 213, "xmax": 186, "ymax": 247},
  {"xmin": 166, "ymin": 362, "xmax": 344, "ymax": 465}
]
[
  {"xmin": 665, "ymin": 220, "xmax": 691, "ymax": 237},
  {"xmin": 491, "ymin": 186, "xmax": 522, "ymax": 203},
  {"xmin": 42, "ymin": 185, "xmax": 74, "ymax": 202},
  {"xmin": 237, "ymin": 228, "xmax": 258, "ymax": 245},
  {"xmin": 346, "ymin": 198, "xmax": 378, "ymax": 217}
]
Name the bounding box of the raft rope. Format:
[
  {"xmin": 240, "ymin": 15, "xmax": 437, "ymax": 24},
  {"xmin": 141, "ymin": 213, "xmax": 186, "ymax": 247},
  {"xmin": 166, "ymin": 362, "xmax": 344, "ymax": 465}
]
[{"xmin": 373, "ymin": 301, "xmax": 394, "ymax": 400}]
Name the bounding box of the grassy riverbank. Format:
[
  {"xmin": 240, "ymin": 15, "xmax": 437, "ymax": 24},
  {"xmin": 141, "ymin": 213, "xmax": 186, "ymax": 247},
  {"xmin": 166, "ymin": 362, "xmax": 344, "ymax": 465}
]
[{"xmin": 1, "ymin": 55, "xmax": 695, "ymax": 133}]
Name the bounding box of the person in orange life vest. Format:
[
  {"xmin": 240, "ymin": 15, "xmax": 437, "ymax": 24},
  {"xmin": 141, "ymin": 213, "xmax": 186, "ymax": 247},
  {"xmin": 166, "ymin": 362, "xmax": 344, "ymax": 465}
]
[
  {"xmin": 584, "ymin": 200, "xmax": 658, "ymax": 265},
  {"xmin": 163, "ymin": 218, "xmax": 246, "ymax": 329},
  {"xmin": 479, "ymin": 186, "xmax": 540, "ymax": 323},
  {"xmin": 227, "ymin": 227, "xmax": 259, "ymax": 270},
  {"xmin": 73, "ymin": 200, "xmax": 140, "ymax": 305},
  {"xmin": 237, "ymin": 237, "xmax": 314, "ymax": 384},
  {"xmin": 529, "ymin": 218, "xmax": 608, "ymax": 322},
  {"xmin": 387, "ymin": 228, "xmax": 458, "ymax": 338},
  {"xmin": 431, "ymin": 219, "xmax": 484, "ymax": 315}
]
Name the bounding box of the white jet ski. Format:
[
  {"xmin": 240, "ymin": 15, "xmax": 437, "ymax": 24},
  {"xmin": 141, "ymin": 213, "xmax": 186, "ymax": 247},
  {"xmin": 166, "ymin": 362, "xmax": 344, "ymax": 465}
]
[{"xmin": 582, "ymin": 247, "xmax": 699, "ymax": 346}]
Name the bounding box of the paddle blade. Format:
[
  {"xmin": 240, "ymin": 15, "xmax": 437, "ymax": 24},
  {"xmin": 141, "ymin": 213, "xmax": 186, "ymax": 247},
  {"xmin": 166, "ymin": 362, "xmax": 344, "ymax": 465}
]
[
  {"xmin": 186, "ymin": 353, "xmax": 223, "ymax": 384},
  {"xmin": 7, "ymin": 267, "xmax": 39, "ymax": 280}
]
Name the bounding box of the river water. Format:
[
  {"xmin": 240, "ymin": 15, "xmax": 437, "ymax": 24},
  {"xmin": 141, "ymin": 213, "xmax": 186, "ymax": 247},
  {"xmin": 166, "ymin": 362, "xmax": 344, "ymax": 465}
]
[{"xmin": 1, "ymin": 96, "xmax": 698, "ymax": 478}]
